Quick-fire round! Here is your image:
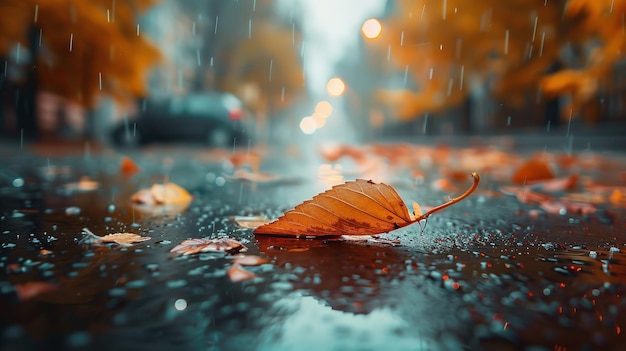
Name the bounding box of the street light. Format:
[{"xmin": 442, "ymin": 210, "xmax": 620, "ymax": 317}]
[{"xmin": 361, "ymin": 18, "xmax": 382, "ymax": 39}]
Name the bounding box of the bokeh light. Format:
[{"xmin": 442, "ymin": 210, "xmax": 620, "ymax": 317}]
[
  {"xmin": 315, "ymin": 100, "xmax": 333, "ymax": 117},
  {"xmin": 361, "ymin": 18, "xmax": 382, "ymax": 39},
  {"xmin": 326, "ymin": 77, "xmax": 346, "ymax": 97},
  {"xmin": 300, "ymin": 116, "xmax": 317, "ymax": 134}
]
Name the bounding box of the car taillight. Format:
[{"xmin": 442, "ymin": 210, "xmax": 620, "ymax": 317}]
[{"xmin": 228, "ymin": 108, "xmax": 243, "ymax": 121}]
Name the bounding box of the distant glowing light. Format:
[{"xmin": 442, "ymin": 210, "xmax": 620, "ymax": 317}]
[
  {"xmin": 361, "ymin": 18, "xmax": 382, "ymax": 39},
  {"xmin": 326, "ymin": 77, "xmax": 346, "ymax": 97},
  {"xmin": 174, "ymin": 298, "xmax": 187, "ymax": 311},
  {"xmin": 300, "ymin": 117, "xmax": 317, "ymax": 134},
  {"xmin": 315, "ymin": 101, "xmax": 333, "ymax": 117}
]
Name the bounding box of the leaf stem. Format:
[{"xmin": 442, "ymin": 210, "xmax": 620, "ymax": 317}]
[{"xmin": 416, "ymin": 172, "xmax": 480, "ymax": 221}]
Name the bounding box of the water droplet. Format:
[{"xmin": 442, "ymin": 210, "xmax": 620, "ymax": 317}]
[
  {"xmin": 174, "ymin": 298, "xmax": 188, "ymax": 311},
  {"xmin": 65, "ymin": 207, "xmax": 81, "ymax": 216}
]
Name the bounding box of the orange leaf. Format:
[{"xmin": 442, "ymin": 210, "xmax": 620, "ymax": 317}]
[
  {"xmin": 131, "ymin": 182, "xmax": 192, "ymax": 205},
  {"xmin": 170, "ymin": 238, "xmax": 248, "ymax": 256},
  {"xmin": 78, "ymin": 228, "xmax": 150, "ymax": 246},
  {"xmin": 151, "ymin": 183, "xmax": 192, "ymax": 204},
  {"xmin": 227, "ymin": 264, "xmax": 256, "ymax": 282},
  {"xmin": 100, "ymin": 233, "xmax": 151, "ymax": 246},
  {"xmin": 232, "ymin": 255, "xmax": 269, "ymax": 266},
  {"xmin": 512, "ymin": 159, "xmax": 555, "ymax": 184},
  {"xmin": 254, "ymin": 174, "xmax": 480, "ymax": 237},
  {"xmin": 14, "ymin": 282, "xmax": 59, "ymax": 301},
  {"xmin": 532, "ymin": 175, "xmax": 579, "ymax": 192},
  {"xmin": 120, "ymin": 156, "xmax": 141, "ymax": 176}
]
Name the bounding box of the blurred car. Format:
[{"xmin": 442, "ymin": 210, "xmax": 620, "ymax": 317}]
[{"xmin": 110, "ymin": 92, "xmax": 254, "ymax": 147}]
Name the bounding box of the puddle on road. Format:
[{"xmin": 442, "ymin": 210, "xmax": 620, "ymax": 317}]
[{"xmin": 1, "ymin": 146, "xmax": 625, "ymax": 351}]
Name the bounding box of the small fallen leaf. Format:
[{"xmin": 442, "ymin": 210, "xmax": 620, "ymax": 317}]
[
  {"xmin": 100, "ymin": 233, "xmax": 151, "ymax": 246},
  {"xmin": 227, "ymin": 264, "xmax": 256, "ymax": 282},
  {"xmin": 170, "ymin": 238, "xmax": 248, "ymax": 256},
  {"xmin": 232, "ymin": 255, "xmax": 269, "ymax": 266},
  {"xmin": 14, "ymin": 282, "xmax": 59, "ymax": 301},
  {"xmin": 131, "ymin": 188, "xmax": 157, "ymax": 205},
  {"xmin": 120, "ymin": 156, "xmax": 141, "ymax": 176},
  {"xmin": 254, "ymin": 173, "xmax": 480, "ymax": 237},
  {"xmin": 227, "ymin": 169, "xmax": 280, "ymax": 183},
  {"xmin": 78, "ymin": 228, "xmax": 150, "ymax": 246},
  {"xmin": 233, "ymin": 216, "xmax": 271, "ymax": 228},
  {"xmin": 530, "ymin": 174, "xmax": 578, "ymax": 192},
  {"xmin": 64, "ymin": 177, "xmax": 99, "ymax": 192},
  {"xmin": 512, "ymin": 159, "xmax": 555, "ymax": 184},
  {"xmin": 151, "ymin": 183, "xmax": 193, "ymax": 204},
  {"xmin": 131, "ymin": 182, "xmax": 192, "ymax": 206}
]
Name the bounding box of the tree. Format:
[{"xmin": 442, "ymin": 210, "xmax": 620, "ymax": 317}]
[
  {"xmin": 0, "ymin": 0, "xmax": 161, "ymax": 139},
  {"xmin": 367, "ymin": 0, "xmax": 626, "ymax": 124}
]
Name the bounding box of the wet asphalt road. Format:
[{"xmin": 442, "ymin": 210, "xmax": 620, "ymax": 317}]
[{"xmin": 1, "ymin": 137, "xmax": 625, "ymax": 351}]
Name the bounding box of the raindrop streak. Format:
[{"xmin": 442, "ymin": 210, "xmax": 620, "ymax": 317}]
[
  {"xmin": 269, "ymin": 59, "xmax": 273, "ymax": 81},
  {"xmin": 253, "ymin": 0, "xmax": 256, "ymax": 11},
  {"xmin": 387, "ymin": 44, "xmax": 391, "ymax": 61},
  {"xmin": 248, "ymin": 19, "xmax": 252, "ymax": 38},
  {"xmin": 423, "ymin": 114, "xmax": 429, "ymax": 134},
  {"xmin": 281, "ymin": 87, "xmax": 285, "ymax": 102},
  {"xmin": 34, "ymin": 5, "xmax": 39, "ymax": 22},
  {"xmin": 532, "ymin": 17, "xmax": 538, "ymax": 42},
  {"xmin": 107, "ymin": 10, "xmax": 110, "ymax": 23},
  {"xmin": 610, "ymin": 0, "xmax": 615, "ymax": 13},
  {"xmin": 459, "ymin": 65, "xmax": 464, "ymax": 91},
  {"xmin": 214, "ymin": 16, "xmax": 219, "ymax": 35},
  {"xmin": 38, "ymin": 28, "xmax": 42, "ymax": 47},
  {"xmin": 539, "ymin": 32, "xmax": 545, "ymax": 57},
  {"xmin": 197, "ymin": 49, "xmax": 201, "ymax": 67},
  {"xmin": 504, "ymin": 29, "xmax": 509, "ymax": 55},
  {"xmin": 192, "ymin": 21, "xmax": 196, "ymax": 36},
  {"xmin": 136, "ymin": 24, "xmax": 140, "ymax": 36},
  {"xmin": 442, "ymin": 0, "xmax": 447, "ymax": 20},
  {"xmin": 400, "ymin": 31, "xmax": 405, "ymax": 46},
  {"xmin": 69, "ymin": 33, "xmax": 73, "ymax": 52},
  {"xmin": 99, "ymin": 72, "xmax": 102, "ymax": 90}
]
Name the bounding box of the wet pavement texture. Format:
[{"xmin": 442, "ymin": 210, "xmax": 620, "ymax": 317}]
[{"xmin": 1, "ymin": 137, "xmax": 625, "ymax": 351}]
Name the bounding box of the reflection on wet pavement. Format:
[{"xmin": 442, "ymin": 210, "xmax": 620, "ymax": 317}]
[{"xmin": 1, "ymin": 142, "xmax": 625, "ymax": 351}]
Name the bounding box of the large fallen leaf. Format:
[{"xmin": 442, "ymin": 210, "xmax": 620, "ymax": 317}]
[{"xmin": 253, "ymin": 173, "xmax": 480, "ymax": 237}]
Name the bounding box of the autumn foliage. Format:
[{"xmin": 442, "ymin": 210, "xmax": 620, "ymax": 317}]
[
  {"xmin": 370, "ymin": 0, "xmax": 626, "ymax": 121},
  {"xmin": 0, "ymin": 0, "xmax": 161, "ymax": 107}
]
